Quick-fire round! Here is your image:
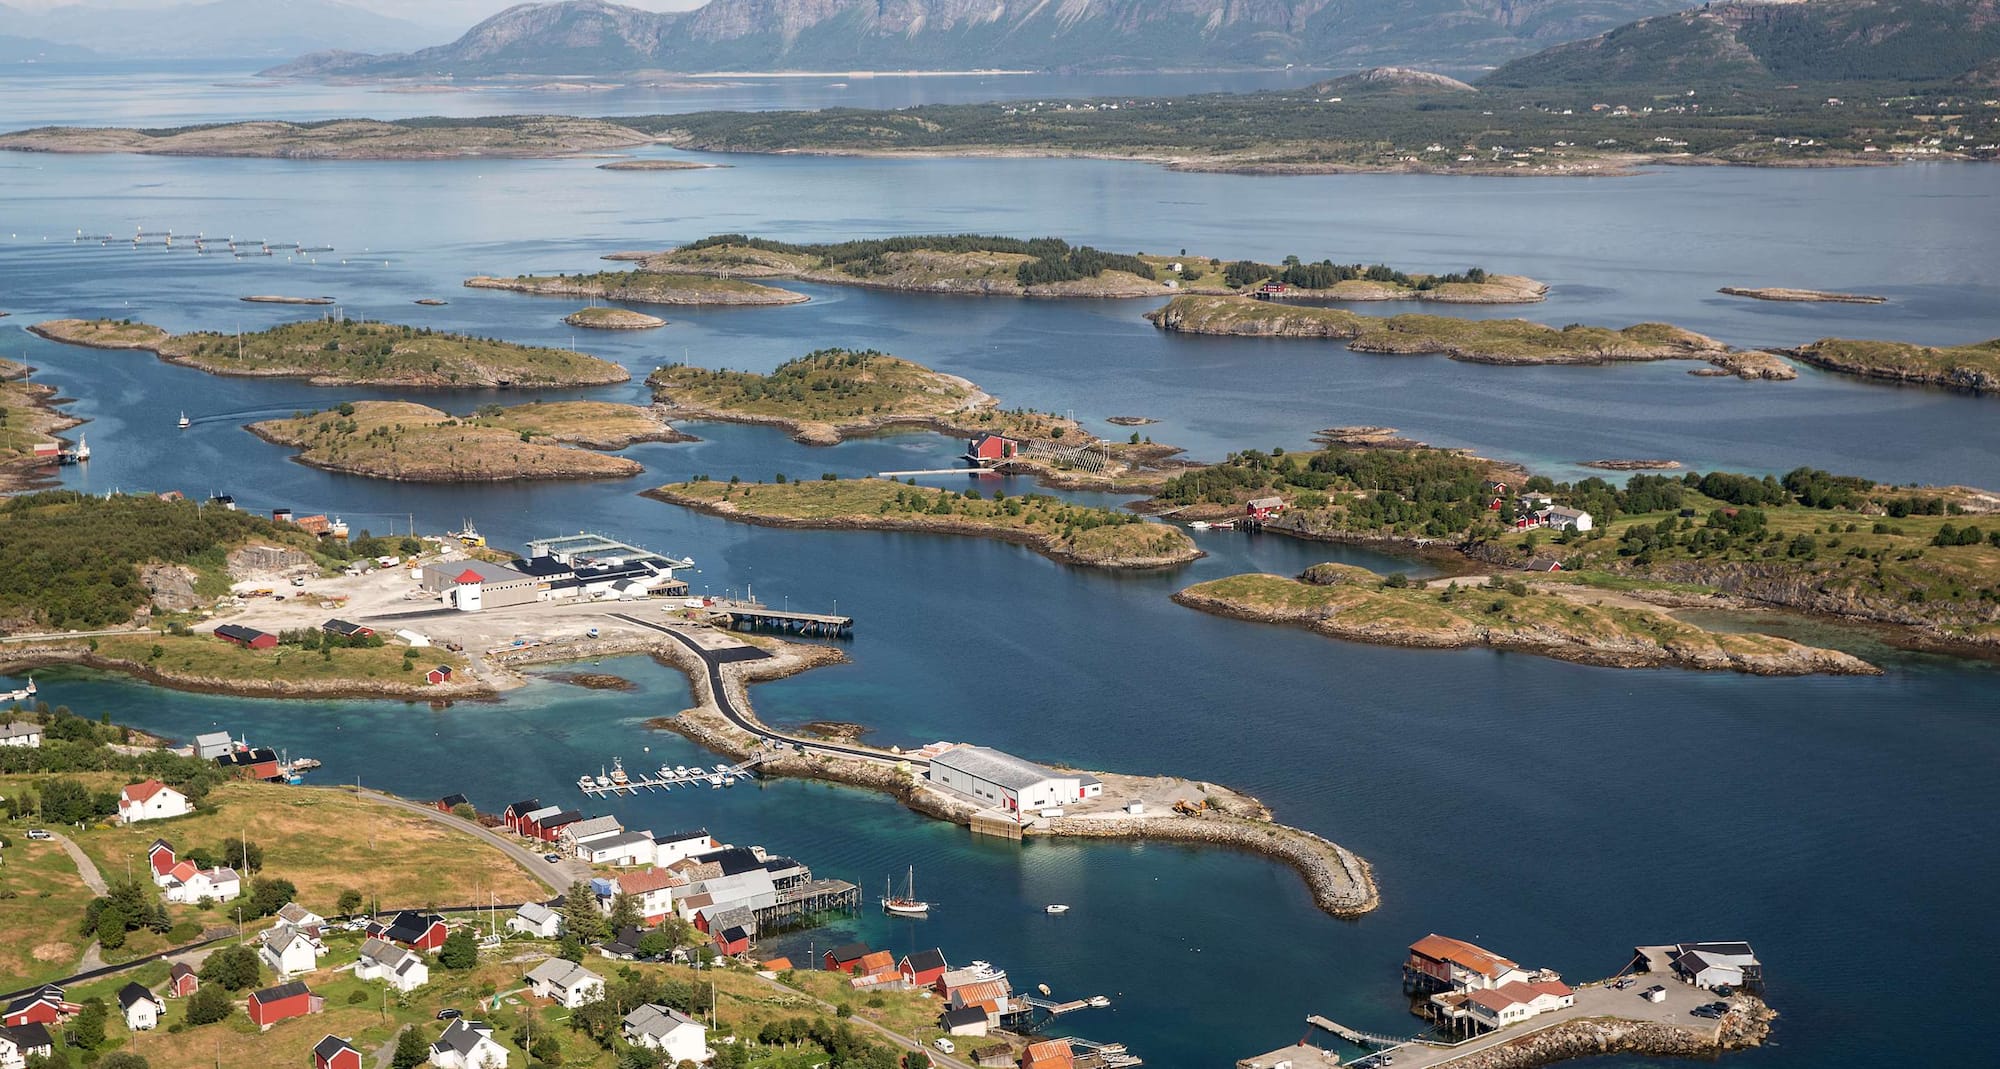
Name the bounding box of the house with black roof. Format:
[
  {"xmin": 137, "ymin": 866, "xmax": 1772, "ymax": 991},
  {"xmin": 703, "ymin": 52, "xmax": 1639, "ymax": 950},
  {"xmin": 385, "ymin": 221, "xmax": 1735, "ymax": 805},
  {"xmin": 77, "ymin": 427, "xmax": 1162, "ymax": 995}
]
[
  {"xmin": 369, "ymin": 911, "xmax": 448, "ymax": 952},
  {"xmin": 117, "ymin": 982, "xmax": 162, "ymax": 1031},
  {"xmin": 313, "ymin": 1034, "xmax": 363, "ymax": 1069},
  {"xmin": 942, "ymin": 1004, "xmax": 990, "ymax": 1037},
  {"xmin": 213, "ymin": 623, "xmax": 276, "ymax": 650},
  {"xmin": 321, "ymin": 619, "xmax": 374, "ymax": 639}
]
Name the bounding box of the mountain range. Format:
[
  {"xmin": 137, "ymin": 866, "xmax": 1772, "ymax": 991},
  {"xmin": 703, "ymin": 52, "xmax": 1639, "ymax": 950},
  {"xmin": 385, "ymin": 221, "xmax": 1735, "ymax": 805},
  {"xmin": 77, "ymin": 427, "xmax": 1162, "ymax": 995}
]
[
  {"xmin": 1487, "ymin": 0, "xmax": 2000, "ymax": 85},
  {"xmin": 262, "ymin": 0, "xmax": 1695, "ymax": 78},
  {"xmin": 0, "ymin": 0, "xmax": 445, "ymax": 59}
]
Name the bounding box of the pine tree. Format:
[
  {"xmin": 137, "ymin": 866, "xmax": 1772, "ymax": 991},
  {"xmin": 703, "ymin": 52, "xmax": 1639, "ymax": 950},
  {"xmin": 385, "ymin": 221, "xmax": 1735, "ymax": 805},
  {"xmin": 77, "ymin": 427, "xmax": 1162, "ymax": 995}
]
[
  {"xmin": 438, "ymin": 928, "xmax": 479, "ymax": 971},
  {"xmin": 390, "ymin": 1027, "xmax": 428, "ymax": 1069},
  {"xmin": 561, "ymin": 880, "xmax": 607, "ymax": 943},
  {"xmin": 607, "ymin": 891, "xmax": 642, "ymax": 933}
]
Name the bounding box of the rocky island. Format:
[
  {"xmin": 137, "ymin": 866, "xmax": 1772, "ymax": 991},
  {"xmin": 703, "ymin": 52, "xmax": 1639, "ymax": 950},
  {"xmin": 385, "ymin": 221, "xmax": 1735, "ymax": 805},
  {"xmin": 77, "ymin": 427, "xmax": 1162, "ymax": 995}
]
[
  {"xmin": 1720, "ymin": 286, "xmax": 1887, "ymax": 304},
  {"xmin": 30, "ymin": 317, "xmax": 628, "ymax": 387},
  {"xmin": 248, "ymin": 399, "xmax": 685, "ymax": 481},
  {"xmin": 562, "ymin": 306, "xmax": 666, "ymax": 329},
  {"xmin": 597, "ymin": 158, "xmax": 719, "ymax": 170},
  {"xmin": 1154, "ymin": 436, "xmax": 2000, "ymax": 660},
  {"xmin": 1788, "ymin": 336, "xmax": 2000, "ymax": 393},
  {"xmin": 647, "ymin": 477, "xmax": 1202, "ymax": 569},
  {"xmin": 0, "ymin": 116, "xmax": 654, "ymax": 159},
  {"xmin": 466, "ymin": 269, "xmax": 807, "ymax": 306},
  {"xmin": 1146, "ymin": 295, "xmax": 1797, "ymax": 379},
  {"xmin": 648, "ymin": 347, "xmax": 1187, "ymax": 490},
  {"xmin": 639, "ymin": 233, "xmax": 1548, "ymax": 303}
]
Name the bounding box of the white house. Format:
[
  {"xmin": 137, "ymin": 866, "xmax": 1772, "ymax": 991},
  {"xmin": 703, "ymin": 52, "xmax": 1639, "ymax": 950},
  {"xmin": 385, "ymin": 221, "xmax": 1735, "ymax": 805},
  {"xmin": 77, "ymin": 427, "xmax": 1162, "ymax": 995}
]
[
  {"xmin": 580, "ymin": 831, "xmax": 655, "ymax": 867},
  {"xmin": 0, "ymin": 1022, "xmax": 55, "ymax": 1069},
  {"xmin": 191, "ymin": 732, "xmax": 234, "ymax": 760},
  {"xmin": 651, "ymin": 829, "xmax": 719, "ymax": 867},
  {"xmin": 117, "ymin": 780, "xmax": 193, "ymax": 824},
  {"xmin": 1465, "ymin": 980, "xmax": 1574, "ymax": 1030},
  {"xmin": 0, "ymin": 721, "xmax": 42, "ymax": 749},
  {"xmin": 117, "ymin": 983, "xmax": 163, "ymax": 1031},
  {"xmin": 613, "ymin": 869, "xmax": 683, "ymax": 926},
  {"xmin": 559, "ymin": 816, "xmax": 624, "ymax": 855},
  {"xmin": 260, "ymin": 923, "xmax": 324, "ymax": 978},
  {"xmin": 1670, "ymin": 942, "xmax": 1760, "ymax": 989},
  {"xmin": 622, "ymin": 1004, "xmax": 707, "ymax": 1063},
  {"xmin": 162, "ymin": 862, "xmax": 239, "ymax": 904},
  {"xmin": 429, "ymin": 1019, "xmax": 507, "ymax": 1069},
  {"xmin": 276, "ymin": 903, "xmax": 327, "ymax": 933},
  {"xmin": 355, "ymin": 938, "xmax": 430, "ymax": 993},
  {"xmin": 508, "ymin": 903, "xmax": 563, "ymax": 939},
  {"xmin": 926, "ymin": 746, "xmax": 1103, "ymax": 814},
  {"xmin": 524, "ymin": 959, "xmax": 605, "ymax": 1009},
  {"xmin": 1544, "ymin": 506, "xmax": 1593, "ymax": 532}
]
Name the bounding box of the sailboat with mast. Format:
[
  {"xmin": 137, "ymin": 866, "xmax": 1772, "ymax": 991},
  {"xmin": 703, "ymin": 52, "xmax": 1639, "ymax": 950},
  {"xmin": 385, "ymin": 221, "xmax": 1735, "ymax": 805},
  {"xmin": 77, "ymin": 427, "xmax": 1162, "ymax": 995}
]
[{"xmin": 882, "ymin": 865, "xmax": 930, "ymax": 916}]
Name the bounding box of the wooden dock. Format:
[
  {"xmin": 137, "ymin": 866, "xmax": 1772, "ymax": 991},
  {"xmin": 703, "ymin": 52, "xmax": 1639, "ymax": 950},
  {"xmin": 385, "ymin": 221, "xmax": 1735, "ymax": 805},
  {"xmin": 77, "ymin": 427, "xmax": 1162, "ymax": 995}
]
[
  {"xmin": 1308, "ymin": 1015, "xmax": 1411, "ymax": 1049},
  {"xmin": 578, "ymin": 756, "xmax": 763, "ymax": 796},
  {"xmin": 709, "ymin": 599, "xmax": 853, "ymax": 638}
]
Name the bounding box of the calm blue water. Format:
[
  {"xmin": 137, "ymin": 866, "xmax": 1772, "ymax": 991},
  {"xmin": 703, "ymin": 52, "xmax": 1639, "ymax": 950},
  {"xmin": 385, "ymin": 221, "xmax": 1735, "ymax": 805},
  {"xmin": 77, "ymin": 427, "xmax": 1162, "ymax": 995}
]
[{"xmin": 2, "ymin": 69, "xmax": 1999, "ymax": 1068}]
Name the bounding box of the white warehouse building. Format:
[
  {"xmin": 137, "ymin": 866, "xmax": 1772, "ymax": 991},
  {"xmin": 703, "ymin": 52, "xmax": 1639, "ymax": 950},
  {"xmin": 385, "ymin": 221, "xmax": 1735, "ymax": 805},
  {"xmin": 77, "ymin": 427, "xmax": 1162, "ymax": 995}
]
[{"xmin": 927, "ymin": 746, "xmax": 1102, "ymax": 814}]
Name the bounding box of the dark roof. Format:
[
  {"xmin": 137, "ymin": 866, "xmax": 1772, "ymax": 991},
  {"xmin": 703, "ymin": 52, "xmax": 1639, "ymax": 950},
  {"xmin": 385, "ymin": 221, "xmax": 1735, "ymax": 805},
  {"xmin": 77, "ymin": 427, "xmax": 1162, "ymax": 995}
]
[
  {"xmin": 602, "ymin": 925, "xmax": 644, "ymax": 955},
  {"xmin": 313, "ymin": 1035, "xmax": 357, "ymax": 1061},
  {"xmin": 654, "ymin": 828, "xmax": 708, "ymax": 844},
  {"xmin": 540, "ymin": 810, "xmax": 583, "ymax": 829},
  {"xmin": 509, "ymin": 556, "xmax": 575, "ymax": 577},
  {"xmin": 149, "ymin": 838, "xmax": 174, "ymax": 852},
  {"xmin": 905, "ymin": 948, "xmax": 948, "ymax": 974},
  {"xmin": 382, "ymin": 911, "xmax": 444, "ymax": 944},
  {"xmin": 252, "ymin": 981, "xmax": 311, "ymax": 1003},
  {"xmin": 437, "ymin": 794, "xmax": 471, "ymax": 808},
  {"xmin": 169, "ymin": 962, "xmax": 195, "ymax": 979},
  {"xmin": 322, "ymin": 619, "xmax": 370, "ymax": 636},
  {"xmin": 432, "ymin": 1019, "xmax": 491, "ymax": 1056},
  {"xmin": 117, "ymin": 982, "xmax": 156, "ymax": 1010},
  {"xmin": 215, "ymin": 747, "xmax": 278, "ymax": 768},
  {"xmin": 3, "ymin": 988, "xmax": 58, "ymax": 1016},
  {"xmin": 705, "ymin": 846, "xmax": 765, "ymax": 876},
  {"xmin": 1683, "ymin": 941, "xmax": 1756, "ymax": 957},
  {"xmin": 2, "ymin": 1023, "xmax": 52, "ymax": 1050},
  {"xmin": 827, "ymin": 942, "xmax": 870, "ymax": 963},
  {"xmin": 507, "ymin": 799, "xmax": 542, "ymax": 816},
  {"xmin": 761, "ymin": 856, "xmax": 803, "ymax": 873},
  {"xmin": 214, "ymin": 623, "xmax": 270, "ymax": 643},
  {"xmin": 941, "ymin": 1005, "xmax": 989, "ymax": 1027},
  {"xmin": 719, "ymin": 925, "xmax": 750, "ymax": 943}
]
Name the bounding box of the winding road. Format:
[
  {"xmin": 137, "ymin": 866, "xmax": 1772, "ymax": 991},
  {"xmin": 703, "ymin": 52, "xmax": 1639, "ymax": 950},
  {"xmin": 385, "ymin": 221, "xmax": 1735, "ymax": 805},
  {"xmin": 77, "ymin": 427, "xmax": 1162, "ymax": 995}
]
[{"xmin": 608, "ymin": 614, "xmax": 929, "ymax": 769}]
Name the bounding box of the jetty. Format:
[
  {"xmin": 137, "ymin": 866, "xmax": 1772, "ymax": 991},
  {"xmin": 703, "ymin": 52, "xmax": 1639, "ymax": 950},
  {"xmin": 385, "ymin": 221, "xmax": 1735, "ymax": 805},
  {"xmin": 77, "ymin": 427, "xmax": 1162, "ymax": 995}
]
[
  {"xmin": 577, "ymin": 754, "xmax": 765, "ymax": 796},
  {"xmin": 707, "ymin": 598, "xmax": 853, "ymax": 638},
  {"xmin": 1307, "ymin": 1016, "xmax": 1418, "ymax": 1049}
]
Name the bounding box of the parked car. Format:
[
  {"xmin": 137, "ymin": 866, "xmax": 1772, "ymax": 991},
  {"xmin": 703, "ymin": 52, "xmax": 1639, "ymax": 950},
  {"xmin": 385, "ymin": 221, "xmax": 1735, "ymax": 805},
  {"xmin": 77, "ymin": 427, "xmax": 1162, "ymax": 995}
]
[
  {"xmin": 436, "ymin": 1008, "xmax": 462, "ymax": 1020},
  {"xmin": 542, "ymin": 852, "xmax": 562, "ymax": 863},
  {"xmin": 25, "ymin": 829, "xmax": 51, "ymax": 840},
  {"xmin": 1712, "ymin": 985, "xmax": 1734, "ymax": 998},
  {"xmin": 1691, "ymin": 1006, "xmax": 1721, "ymax": 1019},
  {"xmin": 932, "ymin": 1038, "xmax": 955, "ymax": 1054}
]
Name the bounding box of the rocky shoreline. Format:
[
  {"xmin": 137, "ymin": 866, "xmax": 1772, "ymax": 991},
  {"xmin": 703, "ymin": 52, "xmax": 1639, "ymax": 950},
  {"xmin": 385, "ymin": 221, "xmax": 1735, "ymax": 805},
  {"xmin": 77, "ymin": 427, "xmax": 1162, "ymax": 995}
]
[
  {"xmin": 465, "ymin": 273, "xmax": 808, "ymax": 306},
  {"xmin": 1441, "ymin": 998, "xmax": 1776, "ymax": 1069},
  {"xmin": 1786, "ymin": 342, "xmax": 2000, "ymax": 394},
  {"xmin": 0, "ymin": 641, "xmax": 493, "ymax": 700},
  {"xmin": 645, "ymin": 486, "xmax": 1203, "ymax": 569},
  {"xmin": 637, "ymin": 631, "xmax": 1383, "ymax": 920}
]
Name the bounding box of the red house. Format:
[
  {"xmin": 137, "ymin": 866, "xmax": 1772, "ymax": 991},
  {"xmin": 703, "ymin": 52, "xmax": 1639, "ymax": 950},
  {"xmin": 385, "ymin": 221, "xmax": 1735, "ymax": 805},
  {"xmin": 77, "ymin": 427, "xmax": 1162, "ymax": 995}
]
[
  {"xmin": 313, "ymin": 1035, "xmax": 363, "ymax": 1069},
  {"xmin": 900, "ymin": 948, "xmax": 949, "ymax": 988},
  {"xmin": 534, "ymin": 811, "xmax": 581, "ymax": 843},
  {"xmin": 964, "ymin": 433, "xmax": 1021, "ymax": 465},
  {"xmin": 502, "ymin": 799, "xmax": 542, "ymax": 833},
  {"xmin": 167, "ymin": 963, "xmax": 199, "ymax": 998},
  {"xmin": 823, "ymin": 942, "xmax": 871, "ymax": 974},
  {"xmin": 370, "ymin": 911, "xmax": 448, "ymax": 952},
  {"xmin": 2, "ymin": 986, "xmax": 70, "ymax": 1028},
  {"xmin": 149, "ymin": 839, "xmax": 177, "ymax": 881},
  {"xmin": 214, "ymin": 624, "xmax": 277, "ymax": 650},
  {"xmin": 1246, "ymin": 496, "xmax": 1286, "ymax": 521},
  {"xmin": 433, "ymin": 794, "xmax": 470, "ymax": 814},
  {"xmin": 246, "ymin": 982, "xmax": 322, "ymax": 1030},
  {"xmin": 426, "ymin": 665, "xmax": 453, "ymax": 685},
  {"xmin": 714, "ymin": 925, "xmax": 752, "ymax": 957}
]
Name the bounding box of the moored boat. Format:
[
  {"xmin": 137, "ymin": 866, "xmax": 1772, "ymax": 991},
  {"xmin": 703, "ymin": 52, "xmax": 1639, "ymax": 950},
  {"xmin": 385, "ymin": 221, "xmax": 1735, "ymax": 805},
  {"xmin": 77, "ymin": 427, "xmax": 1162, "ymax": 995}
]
[
  {"xmin": 883, "ymin": 865, "xmax": 930, "ymax": 916},
  {"xmin": 1045, "ymin": 904, "xmax": 1070, "ymax": 914}
]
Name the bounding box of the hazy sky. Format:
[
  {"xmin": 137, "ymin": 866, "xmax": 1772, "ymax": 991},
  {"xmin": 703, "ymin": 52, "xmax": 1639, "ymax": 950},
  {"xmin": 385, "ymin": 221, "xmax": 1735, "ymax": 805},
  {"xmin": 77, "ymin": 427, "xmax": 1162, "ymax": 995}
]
[{"xmin": 6, "ymin": 0, "xmax": 711, "ymax": 20}]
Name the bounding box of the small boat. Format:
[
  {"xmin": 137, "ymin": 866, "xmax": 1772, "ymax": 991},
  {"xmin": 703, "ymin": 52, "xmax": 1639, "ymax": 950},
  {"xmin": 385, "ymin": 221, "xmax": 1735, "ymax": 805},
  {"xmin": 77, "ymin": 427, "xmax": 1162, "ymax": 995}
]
[
  {"xmin": 1187, "ymin": 521, "xmax": 1210, "ymax": 530},
  {"xmin": 722, "ymin": 775, "xmax": 736, "ymax": 787},
  {"xmin": 1087, "ymin": 995, "xmax": 1111, "ymax": 1008},
  {"xmin": 74, "ymin": 435, "xmax": 90, "ymax": 462},
  {"xmin": 289, "ymin": 757, "xmax": 321, "ymax": 770},
  {"xmin": 328, "ymin": 517, "xmax": 349, "ymax": 539},
  {"xmin": 177, "ymin": 412, "xmax": 190, "ymax": 430},
  {"xmin": 674, "ymin": 765, "xmax": 688, "ymax": 777},
  {"xmin": 1, "ymin": 677, "xmax": 36, "ymax": 703},
  {"xmin": 595, "ymin": 767, "xmax": 611, "ymax": 788},
  {"xmin": 1045, "ymin": 904, "xmax": 1070, "ymax": 914},
  {"xmin": 706, "ymin": 774, "xmax": 723, "ymax": 788},
  {"xmin": 658, "ymin": 764, "xmax": 674, "ymax": 778},
  {"xmin": 712, "ymin": 764, "xmax": 730, "ymax": 774},
  {"xmin": 883, "ymin": 866, "xmax": 930, "ymax": 916},
  {"xmin": 455, "ymin": 519, "xmax": 485, "ymax": 548},
  {"xmin": 610, "ymin": 757, "xmax": 630, "ymax": 787}
]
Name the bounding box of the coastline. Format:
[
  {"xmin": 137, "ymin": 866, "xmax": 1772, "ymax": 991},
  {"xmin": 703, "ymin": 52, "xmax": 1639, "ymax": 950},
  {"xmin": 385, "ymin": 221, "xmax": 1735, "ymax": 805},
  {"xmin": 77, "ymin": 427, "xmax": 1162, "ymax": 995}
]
[
  {"xmin": 635, "ymin": 629, "xmax": 1382, "ymax": 919},
  {"xmin": 0, "ymin": 640, "xmax": 495, "ymax": 701}
]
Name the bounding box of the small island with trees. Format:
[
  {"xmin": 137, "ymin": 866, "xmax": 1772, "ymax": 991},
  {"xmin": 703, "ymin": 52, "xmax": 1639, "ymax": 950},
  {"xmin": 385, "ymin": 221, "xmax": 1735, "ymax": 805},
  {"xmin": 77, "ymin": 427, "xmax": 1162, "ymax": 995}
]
[
  {"xmin": 29, "ymin": 318, "xmax": 629, "ymax": 388},
  {"xmin": 466, "ymin": 269, "xmax": 808, "ymax": 306},
  {"xmin": 648, "ymin": 476, "xmax": 1202, "ymax": 569},
  {"xmin": 248, "ymin": 399, "xmax": 686, "ymax": 482}
]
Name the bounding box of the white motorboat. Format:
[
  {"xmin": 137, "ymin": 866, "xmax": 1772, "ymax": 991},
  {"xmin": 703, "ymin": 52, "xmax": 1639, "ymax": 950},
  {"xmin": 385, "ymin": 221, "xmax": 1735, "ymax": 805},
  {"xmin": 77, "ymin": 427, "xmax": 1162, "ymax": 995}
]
[
  {"xmin": 707, "ymin": 774, "xmax": 724, "ymax": 788},
  {"xmin": 1087, "ymin": 995, "xmax": 1111, "ymax": 1008},
  {"xmin": 1045, "ymin": 904, "xmax": 1070, "ymax": 914},
  {"xmin": 610, "ymin": 757, "xmax": 630, "ymax": 787},
  {"xmin": 577, "ymin": 775, "xmax": 594, "ymax": 790},
  {"xmin": 1, "ymin": 677, "xmax": 35, "ymax": 703},
  {"xmin": 595, "ymin": 767, "xmax": 611, "ymax": 788},
  {"xmin": 177, "ymin": 412, "xmax": 190, "ymax": 429},
  {"xmin": 1187, "ymin": 521, "xmax": 1211, "ymax": 530}
]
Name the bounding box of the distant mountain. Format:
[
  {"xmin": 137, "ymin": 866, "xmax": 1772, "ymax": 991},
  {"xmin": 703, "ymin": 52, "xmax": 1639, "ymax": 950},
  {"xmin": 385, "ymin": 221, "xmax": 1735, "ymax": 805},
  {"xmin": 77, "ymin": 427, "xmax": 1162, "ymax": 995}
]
[
  {"xmin": 0, "ymin": 0, "xmax": 442, "ymax": 59},
  {"xmin": 1487, "ymin": 0, "xmax": 2000, "ymax": 86},
  {"xmin": 1313, "ymin": 67, "xmax": 1479, "ymax": 94},
  {"xmin": 263, "ymin": 0, "xmax": 1695, "ymax": 78},
  {"xmin": 0, "ymin": 32, "xmax": 93, "ymax": 61}
]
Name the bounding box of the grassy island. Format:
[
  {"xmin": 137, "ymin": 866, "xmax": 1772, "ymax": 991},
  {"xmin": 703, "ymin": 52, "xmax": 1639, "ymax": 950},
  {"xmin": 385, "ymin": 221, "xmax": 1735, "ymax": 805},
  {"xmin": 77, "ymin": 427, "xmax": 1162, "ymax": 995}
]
[
  {"xmin": 1789, "ymin": 336, "xmax": 2000, "ymax": 393},
  {"xmin": 1146, "ymin": 295, "xmax": 1786, "ymax": 372},
  {"xmin": 31, "ymin": 317, "xmax": 628, "ymax": 387},
  {"xmin": 1156, "ymin": 439, "xmax": 2000, "ymax": 657},
  {"xmin": 466, "ymin": 269, "xmax": 807, "ymax": 306},
  {"xmin": 0, "ymin": 115, "xmax": 652, "ymax": 159},
  {"xmin": 649, "ymin": 477, "xmax": 1201, "ymax": 569},
  {"xmin": 562, "ymin": 306, "xmax": 666, "ymax": 329},
  {"xmin": 639, "ymin": 233, "xmax": 1546, "ymax": 303},
  {"xmin": 1177, "ymin": 566, "xmax": 1872, "ymax": 675},
  {"xmin": 248, "ymin": 399, "xmax": 682, "ymax": 482}
]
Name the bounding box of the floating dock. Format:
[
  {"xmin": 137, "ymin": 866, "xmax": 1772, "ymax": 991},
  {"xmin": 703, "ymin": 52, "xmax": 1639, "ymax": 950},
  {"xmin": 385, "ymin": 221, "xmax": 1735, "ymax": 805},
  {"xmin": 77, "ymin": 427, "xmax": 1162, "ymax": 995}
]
[{"xmin": 577, "ymin": 755, "xmax": 764, "ymax": 796}]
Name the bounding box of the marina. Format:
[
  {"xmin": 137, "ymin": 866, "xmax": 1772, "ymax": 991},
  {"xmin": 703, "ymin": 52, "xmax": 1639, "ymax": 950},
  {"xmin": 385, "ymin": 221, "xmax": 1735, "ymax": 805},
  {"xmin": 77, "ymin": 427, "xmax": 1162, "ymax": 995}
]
[{"xmin": 575, "ymin": 755, "xmax": 766, "ymax": 796}]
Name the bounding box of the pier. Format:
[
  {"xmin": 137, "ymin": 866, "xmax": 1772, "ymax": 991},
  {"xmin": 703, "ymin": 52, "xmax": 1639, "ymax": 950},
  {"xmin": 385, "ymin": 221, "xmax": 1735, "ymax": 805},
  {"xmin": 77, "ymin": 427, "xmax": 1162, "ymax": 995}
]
[
  {"xmin": 1307, "ymin": 1015, "xmax": 1416, "ymax": 1049},
  {"xmin": 757, "ymin": 878, "xmax": 861, "ymax": 927},
  {"xmin": 1006, "ymin": 994, "xmax": 1113, "ymax": 1033},
  {"xmin": 708, "ymin": 599, "xmax": 854, "ymax": 638},
  {"xmin": 577, "ymin": 755, "xmax": 764, "ymax": 796}
]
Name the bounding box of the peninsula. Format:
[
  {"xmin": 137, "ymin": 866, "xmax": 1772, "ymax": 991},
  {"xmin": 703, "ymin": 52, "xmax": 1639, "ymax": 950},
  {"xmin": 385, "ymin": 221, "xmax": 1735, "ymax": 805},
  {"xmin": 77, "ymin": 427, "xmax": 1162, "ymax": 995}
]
[
  {"xmin": 647, "ymin": 347, "xmax": 1187, "ymax": 489},
  {"xmin": 0, "ymin": 358, "xmax": 83, "ymax": 491},
  {"xmin": 248, "ymin": 400, "xmax": 684, "ymax": 482},
  {"xmin": 1788, "ymin": 336, "xmax": 2000, "ymax": 393},
  {"xmin": 466, "ymin": 268, "xmax": 808, "ymax": 306},
  {"xmin": 1147, "ymin": 295, "xmax": 1796, "ymax": 378},
  {"xmin": 640, "ymin": 234, "xmax": 1547, "ymax": 303},
  {"xmin": 1153, "ymin": 436, "xmax": 2000, "ymax": 660},
  {"xmin": 29, "ymin": 317, "xmax": 628, "ymax": 387},
  {"xmin": 0, "ymin": 116, "xmax": 654, "ymax": 159},
  {"xmin": 647, "ymin": 477, "xmax": 1202, "ymax": 569}
]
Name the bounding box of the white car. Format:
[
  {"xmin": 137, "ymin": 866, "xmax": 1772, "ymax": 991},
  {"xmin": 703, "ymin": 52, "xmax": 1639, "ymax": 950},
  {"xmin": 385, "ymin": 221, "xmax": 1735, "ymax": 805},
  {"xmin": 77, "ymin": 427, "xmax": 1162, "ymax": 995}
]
[
  {"xmin": 26, "ymin": 829, "xmax": 52, "ymax": 840},
  {"xmin": 933, "ymin": 1037, "xmax": 956, "ymax": 1054}
]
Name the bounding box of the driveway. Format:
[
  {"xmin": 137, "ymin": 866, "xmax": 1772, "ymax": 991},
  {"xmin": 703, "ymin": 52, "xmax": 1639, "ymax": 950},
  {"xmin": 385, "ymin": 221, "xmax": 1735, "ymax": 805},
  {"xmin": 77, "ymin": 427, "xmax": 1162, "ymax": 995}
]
[{"xmin": 51, "ymin": 831, "xmax": 107, "ymax": 895}]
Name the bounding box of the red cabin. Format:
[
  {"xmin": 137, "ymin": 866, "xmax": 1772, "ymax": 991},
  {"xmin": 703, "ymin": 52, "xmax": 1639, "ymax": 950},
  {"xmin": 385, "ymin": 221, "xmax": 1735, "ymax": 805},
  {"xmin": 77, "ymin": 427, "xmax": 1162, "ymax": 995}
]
[
  {"xmin": 313, "ymin": 1035, "xmax": 363, "ymax": 1069},
  {"xmin": 149, "ymin": 839, "xmax": 177, "ymax": 880},
  {"xmin": 1246, "ymin": 496, "xmax": 1286, "ymax": 521},
  {"xmin": 247, "ymin": 982, "xmax": 322, "ymax": 1029},
  {"xmin": 714, "ymin": 925, "xmax": 752, "ymax": 957},
  {"xmin": 426, "ymin": 665, "xmax": 453, "ymax": 685},
  {"xmin": 964, "ymin": 433, "xmax": 1020, "ymax": 465},
  {"xmin": 2, "ymin": 986, "xmax": 69, "ymax": 1028},
  {"xmin": 502, "ymin": 799, "xmax": 542, "ymax": 833},
  {"xmin": 214, "ymin": 624, "xmax": 277, "ymax": 650},
  {"xmin": 823, "ymin": 942, "xmax": 871, "ymax": 974},
  {"xmin": 167, "ymin": 963, "xmax": 199, "ymax": 998},
  {"xmin": 900, "ymin": 948, "xmax": 949, "ymax": 988},
  {"xmin": 371, "ymin": 911, "xmax": 448, "ymax": 952}
]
